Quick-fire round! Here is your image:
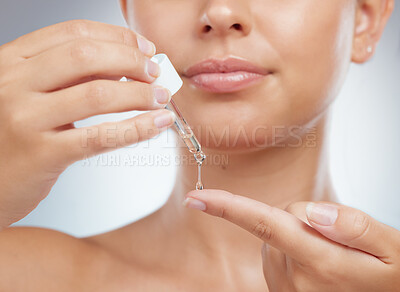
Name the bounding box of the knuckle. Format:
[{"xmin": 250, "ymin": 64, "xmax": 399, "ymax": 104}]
[
  {"xmin": 137, "ymin": 84, "xmax": 154, "ymax": 108},
  {"xmin": 129, "ymin": 120, "xmax": 143, "ymax": 143},
  {"xmin": 85, "ymin": 81, "xmax": 110, "ymax": 109},
  {"xmin": 9, "ymin": 110, "xmax": 25, "ymax": 130},
  {"xmin": 349, "ymin": 212, "xmax": 370, "ymax": 243},
  {"xmin": 284, "ymin": 201, "xmax": 308, "ymax": 223},
  {"xmin": 80, "ymin": 127, "xmax": 99, "ymax": 153},
  {"xmin": 86, "ymin": 124, "xmax": 111, "ymax": 151},
  {"xmin": 69, "ymin": 39, "xmax": 98, "ymax": 64},
  {"xmin": 63, "ymin": 19, "xmax": 91, "ymax": 38},
  {"xmin": 7, "ymin": 110, "xmax": 29, "ymax": 135},
  {"xmin": 129, "ymin": 48, "xmax": 142, "ymax": 66},
  {"xmin": 284, "ymin": 201, "xmax": 308, "ymax": 215},
  {"xmin": 252, "ymin": 218, "xmax": 273, "ymax": 241},
  {"xmin": 121, "ymin": 28, "xmax": 138, "ymax": 47},
  {"xmin": 219, "ymin": 204, "xmax": 228, "ymax": 219},
  {"xmin": 284, "ymin": 202, "xmax": 297, "ymax": 214},
  {"xmin": 218, "ymin": 192, "xmax": 236, "ymax": 219},
  {"xmin": 88, "ymin": 136, "xmax": 104, "ymax": 152},
  {"xmin": 31, "ymin": 133, "xmax": 55, "ymax": 162}
]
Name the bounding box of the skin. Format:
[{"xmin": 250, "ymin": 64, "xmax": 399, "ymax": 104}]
[{"xmin": 0, "ymin": 0, "xmax": 397, "ymax": 291}]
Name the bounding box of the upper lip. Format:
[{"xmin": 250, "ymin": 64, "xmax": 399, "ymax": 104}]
[{"xmin": 183, "ymin": 56, "xmax": 270, "ymax": 78}]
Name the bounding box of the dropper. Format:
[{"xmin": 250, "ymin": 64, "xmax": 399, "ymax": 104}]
[
  {"xmin": 150, "ymin": 54, "xmax": 206, "ymax": 189},
  {"xmin": 165, "ymin": 99, "xmax": 205, "ymax": 190}
]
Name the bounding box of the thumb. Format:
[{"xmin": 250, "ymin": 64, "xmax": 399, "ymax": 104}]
[{"xmin": 305, "ymin": 202, "xmax": 399, "ymax": 261}]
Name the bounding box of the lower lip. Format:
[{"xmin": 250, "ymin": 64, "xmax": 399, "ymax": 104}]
[{"xmin": 186, "ymin": 71, "xmax": 267, "ymax": 93}]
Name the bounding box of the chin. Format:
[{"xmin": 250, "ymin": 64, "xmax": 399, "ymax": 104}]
[
  {"xmin": 196, "ymin": 125, "xmax": 290, "ymax": 153},
  {"xmin": 187, "ymin": 103, "xmax": 325, "ymax": 154},
  {"xmin": 174, "ymin": 80, "xmax": 328, "ymax": 154},
  {"xmin": 189, "ymin": 113, "xmax": 284, "ymax": 153}
]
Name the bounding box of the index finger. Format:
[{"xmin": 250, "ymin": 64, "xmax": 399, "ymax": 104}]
[
  {"xmin": 184, "ymin": 189, "xmax": 337, "ymax": 264},
  {"xmin": 8, "ymin": 19, "xmax": 155, "ymax": 58}
]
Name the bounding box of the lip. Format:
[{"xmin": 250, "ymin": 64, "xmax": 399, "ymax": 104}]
[{"xmin": 183, "ymin": 56, "xmax": 271, "ymax": 93}]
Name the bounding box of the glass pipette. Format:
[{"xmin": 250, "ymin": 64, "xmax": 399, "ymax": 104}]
[
  {"xmin": 166, "ymin": 99, "xmax": 201, "ymax": 154},
  {"xmin": 151, "ymin": 54, "xmax": 206, "ymax": 189}
]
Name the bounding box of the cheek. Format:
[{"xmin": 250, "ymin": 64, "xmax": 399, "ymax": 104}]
[{"xmin": 262, "ymin": 0, "xmax": 355, "ymax": 126}]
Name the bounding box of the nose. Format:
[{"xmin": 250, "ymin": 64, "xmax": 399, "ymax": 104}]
[{"xmin": 198, "ymin": 0, "xmax": 252, "ymax": 38}]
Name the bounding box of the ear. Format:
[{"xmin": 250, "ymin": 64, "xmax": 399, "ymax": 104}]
[
  {"xmin": 351, "ymin": 0, "xmax": 395, "ymax": 63},
  {"xmin": 119, "ymin": 0, "xmax": 129, "ymax": 24}
]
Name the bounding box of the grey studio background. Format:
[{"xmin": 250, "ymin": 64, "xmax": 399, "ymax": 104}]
[{"xmin": 0, "ymin": 1, "xmax": 399, "ymax": 236}]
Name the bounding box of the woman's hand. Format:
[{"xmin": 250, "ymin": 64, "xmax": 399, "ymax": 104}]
[
  {"xmin": 0, "ymin": 20, "xmax": 175, "ymax": 229},
  {"xmin": 183, "ymin": 190, "xmax": 400, "ymax": 292}
]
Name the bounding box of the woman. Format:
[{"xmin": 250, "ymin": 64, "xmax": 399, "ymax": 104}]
[{"xmin": 0, "ymin": 0, "xmax": 398, "ymax": 291}]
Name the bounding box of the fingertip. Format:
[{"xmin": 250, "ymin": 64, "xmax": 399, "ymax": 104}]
[
  {"xmin": 306, "ymin": 202, "xmax": 338, "ymax": 226},
  {"xmin": 182, "ymin": 197, "xmax": 207, "ymax": 211},
  {"xmin": 153, "ymin": 109, "xmax": 176, "ymax": 129},
  {"xmin": 137, "ymin": 34, "xmax": 156, "ymax": 57},
  {"xmin": 185, "ymin": 188, "xmax": 223, "ymax": 198},
  {"xmin": 185, "ymin": 189, "xmax": 204, "ymax": 199}
]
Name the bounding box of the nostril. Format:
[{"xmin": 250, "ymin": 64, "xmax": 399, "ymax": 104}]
[
  {"xmin": 231, "ymin": 23, "xmax": 242, "ymax": 31},
  {"xmin": 203, "ymin": 25, "xmax": 212, "ymax": 33}
]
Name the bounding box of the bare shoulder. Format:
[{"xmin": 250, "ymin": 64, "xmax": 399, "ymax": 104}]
[
  {"xmin": 0, "ymin": 226, "xmax": 115, "ymax": 291},
  {"xmin": 0, "ymin": 225, "xmax": 82, "ymax": 246}
]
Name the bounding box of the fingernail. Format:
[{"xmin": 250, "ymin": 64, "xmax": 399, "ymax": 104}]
[
  {"xmin": 137, "ymin": 35, "xmax": 156, "ymax": 56},
  {"xmin": 306, "ymin": 203, "xmax": 338, "ymax": 226},
  {"xmin": 182, "ymin": 197, "xmax": 206, "ymax": 211},
  {"xmin": 153, "ymin": 86, "xmax": 171, "ymax": 106},
  {"xmin": 146, "ymin": 59, "xmax": 160, "ymax": 78},
  {"xmin": 153, "ymin": 110, "xmax": 175, "ymax": 129}
]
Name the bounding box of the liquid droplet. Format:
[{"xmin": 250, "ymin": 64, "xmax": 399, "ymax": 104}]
[
  {"xmin": 196, "ymin": 181, "xmax": 204, "ymax": 190},
  {"xmin": 194, "ymin": 151, "xmax": 206, "ymax": 164},
  {"xmin": 194, "ymin": 150, "xmax": 206, "ymax": 190}
]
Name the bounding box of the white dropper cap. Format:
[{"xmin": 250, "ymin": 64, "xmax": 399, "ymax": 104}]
[{"xmin": 150, "ymin": 54, "xmax": 183, "ymax": 95}]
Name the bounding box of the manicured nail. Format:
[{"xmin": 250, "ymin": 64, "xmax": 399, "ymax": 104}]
[
  {"xmin": 182, "ymin": 197, "xmax": 206, "ymax": 211},
  {"xmin": 153, "ymin": 86, "xmax": 171, "ymax": 106},
  {"xmin": 146, "ymin": 59, "xmax": 160, "ymax": 78},
  {"xmin": 137, "ymin": 35, "xmax": 156, "ymax": 56},
  {"xmin": 153, "ymin": 110, "xmax": 175, "ymax": 129},
  {"xmin": 306, "ymin": 203, "xmax": 338, "ymax": 226}
]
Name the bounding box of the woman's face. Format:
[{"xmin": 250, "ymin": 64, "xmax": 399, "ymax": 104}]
[{"xmin": 121, "ymin": 0, "xmax": 358, "ymax": 152}]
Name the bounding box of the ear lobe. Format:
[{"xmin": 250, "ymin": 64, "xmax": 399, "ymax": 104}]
[
  {"xmin": 351, "ymin": 0, "xmax": 394, "ymax": 64},
  {"xmin": 351, "ymin": 35, "xmax": 374, "ymax": 64}
]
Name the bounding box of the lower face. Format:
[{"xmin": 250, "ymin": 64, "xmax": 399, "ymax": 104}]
[{"xmin": 127, "ymin": 0, "xmax": 356, "ymax": 152}]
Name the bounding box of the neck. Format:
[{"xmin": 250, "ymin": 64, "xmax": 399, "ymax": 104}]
[{"xmin": 155, "ymin": 111, "xmax": 336, "ymax": 263}]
